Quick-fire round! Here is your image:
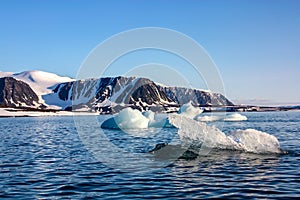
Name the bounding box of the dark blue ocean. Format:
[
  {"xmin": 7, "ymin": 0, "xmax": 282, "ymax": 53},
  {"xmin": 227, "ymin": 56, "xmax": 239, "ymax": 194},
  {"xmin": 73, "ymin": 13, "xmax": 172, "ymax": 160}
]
[{"xmin": 0, "ymin": 111, "xmax": 299, "ymax": 199}]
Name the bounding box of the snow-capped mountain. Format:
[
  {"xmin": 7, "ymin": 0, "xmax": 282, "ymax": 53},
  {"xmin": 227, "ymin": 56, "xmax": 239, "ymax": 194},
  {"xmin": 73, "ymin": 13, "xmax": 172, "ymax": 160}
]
[
  {"xmin": 50, "ymin": 77, "xmax": 177, "ymax": 113},
  {"xmin": 44, "ymin": 76, "xmax": 233, "ymax": 113},
  {"xmin": 0, "ymin": 77, "xmax": 41, "ymax": 108},
  {"xmin": 0, "ymin": 72, "xmax": 14, "ymax": 78},
  {"xmin": 0, "ymin": 70, "xmax": 74, "ymax": 108},
  {"xmin": 12, "ymin": 70, "xmax": 74, "ymax": 94},
  {"xmin": 0, "ymin": 70, "xmax": 234, "ymax": 113}
]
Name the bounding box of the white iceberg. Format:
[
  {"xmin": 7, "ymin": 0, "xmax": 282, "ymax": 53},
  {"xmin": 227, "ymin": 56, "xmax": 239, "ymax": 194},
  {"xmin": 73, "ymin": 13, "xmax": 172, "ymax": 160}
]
[
  {"xmin": 169, "ymin": 114, "xmax": 281, "ymax": 154},
  {"xmin": 143, "ymin": 110, "xmax": 173, "ymax": 128},
  {"xmin": 228, "ymin": 129, "xmax": 280, "ymax": 154},
  {"xmin": 224, "ymin": 113, "xmax": 247, "ymax": 121},
  {"xmin": 101, "ymin": 108, "xmax": 149, "ymax": 129},
  {"xmin": 178, "ymin": 102, "xmax": 203, "ymax": 119},
  {"xmin": 195, "ymin": 113, "xmax": 247, "ymax": 122},
  {"xmin": 195, "ymin": 115, "xmax": 223, "ymax": 122},
  {"xmin": 101, "ymin": 108, "xmax": 173, "ymax": 129},
  {"xmin": 142, "ymin": 110, "xmax": 155, "ymax": 121}
]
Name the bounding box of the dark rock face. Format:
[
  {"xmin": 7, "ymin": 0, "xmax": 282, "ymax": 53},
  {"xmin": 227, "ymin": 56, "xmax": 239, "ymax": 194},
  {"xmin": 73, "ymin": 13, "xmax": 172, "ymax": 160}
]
[
  {"xmin": 0, "ymin": 77, "xmax": 39, "ymax": 108},
  {"xmin": 129, "ymin": 78, "xmax": 172, "ymax": 105},
  {"xmin": 94, "ymin": 76, "xmax": 171, "ymax": 105},
  {"xmin": 48, "ymin": 76, "xmax": 234, "ymax": 112},
  {"xmin": 159, "ymin": 86, "xmax": 234, "ymax": 106},
  {"xmin": 95, "ymin": 77, "xmax": 115, "ymax": 102},
  {"xmin": 0, "ymin": 74, "xmax": 234, "ymax": 112},
  {"xmin": 53, "ymin": 81, "xmax": 73, "ymax": 101},
  {"xmin": 54, "ymin": 77, "xmax": 176, "ymax": 112}
]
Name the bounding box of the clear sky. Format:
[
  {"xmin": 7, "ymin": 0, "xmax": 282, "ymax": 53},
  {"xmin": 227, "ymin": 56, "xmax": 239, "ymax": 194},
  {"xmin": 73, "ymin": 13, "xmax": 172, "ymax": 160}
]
[{"xmin": 0, "ymin": 0, "xmax": 299, "ymax": 105}]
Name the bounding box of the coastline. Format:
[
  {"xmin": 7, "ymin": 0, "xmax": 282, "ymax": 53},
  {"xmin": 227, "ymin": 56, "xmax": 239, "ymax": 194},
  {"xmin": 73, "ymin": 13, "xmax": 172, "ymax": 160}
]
[
  {"xmin": 0, "ymin": 108, "xmax": 99, "ymax": 118},
  {"xmin": 1, "ymin": 106, "xmax": 299, "ymax": 118}
]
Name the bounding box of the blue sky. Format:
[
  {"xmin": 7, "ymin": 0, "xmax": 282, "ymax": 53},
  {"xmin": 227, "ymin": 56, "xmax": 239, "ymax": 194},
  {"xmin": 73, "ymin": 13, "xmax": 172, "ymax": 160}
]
[{"xmin": 0, "ymin": 0, "xmax": 299, "ymax": 105}]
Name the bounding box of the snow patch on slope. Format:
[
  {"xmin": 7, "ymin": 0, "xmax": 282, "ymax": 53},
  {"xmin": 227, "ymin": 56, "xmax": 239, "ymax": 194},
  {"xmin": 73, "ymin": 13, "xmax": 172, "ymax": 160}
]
[
  {"xmin": 0, "ymin": 72, "xmax": 14, "ymax": 78},
  {"xmin": 12, "ymin": 70, "xmax": 74, "ymax": 95}
]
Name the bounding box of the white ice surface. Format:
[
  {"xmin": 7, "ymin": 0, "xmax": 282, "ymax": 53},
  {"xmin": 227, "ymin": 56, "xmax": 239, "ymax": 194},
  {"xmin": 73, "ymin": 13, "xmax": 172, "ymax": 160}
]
[
  {"xmin": 169, "ymin": 114, "xmax": 281, "ymax": 154},
  {"xmin": 224, "ymin": 113, "xmax": 247, "ymax": 121},
  {"xmin": 11, "ymin": 70, "xmax": 74, "ymax": 95},
  {"xmin": 114, "ymin": 108, "xmax": 150, "ymax": 129},
  {"xmin": 196, "ymin": 113, "xmax": 247, "ymax": 122},
  {"xmin": 101, "ymin": 108, "xmax": 173, "ymax": 129},
  {"xmin": 178, "ymin": 102, "xmax": 203, "ymax": 119}
]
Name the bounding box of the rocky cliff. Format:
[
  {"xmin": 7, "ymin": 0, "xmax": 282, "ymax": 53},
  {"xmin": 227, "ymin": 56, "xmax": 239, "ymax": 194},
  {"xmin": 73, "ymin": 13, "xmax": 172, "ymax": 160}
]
[
  {"xmin": 0, "ymin": 77, "xmax": 42, "ymax": 108},
  {"xmin": 0, "ymin": 71, "xmax": 234, "ymax": 113},
  {"xmin": 52, "ymin": 76, "xmax": 233, "ymax": 113}
]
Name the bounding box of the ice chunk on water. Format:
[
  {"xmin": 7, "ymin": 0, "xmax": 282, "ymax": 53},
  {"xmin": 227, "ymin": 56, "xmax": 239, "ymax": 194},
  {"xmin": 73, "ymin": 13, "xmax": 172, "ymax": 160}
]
[
  {"xmin": 178, "ymin": 102, "xmax": 203, "ymax": 119},
  {"xmin": 142, "ymin": 110, "xmax": 155, "ymax": 121},
  {"xmin": 143, "ymin": 110, "xmax": 173, "ymax": 128},
  {"xmin": 101, "ymin": 108, "xmax": 149, "ymax": 129},
  {"xmin": 195, "ymin": 113, "xmax": 247, "ymax": 122},
  {"xmin": 114, "ymin": 108, "xmax": 149, "ymax": 129},
  {"xmin": 195, "ymin": 115, "xmax": 223, "ymax": 122},
  {"xmin": 228, "ymin": 129, "xmax": 281, "ymax": 154},
  {"xmin": 101, "ymin": 108, "xmax": 173, "ymax": 129},
  {"xmin": 169, "ymin": 114, "xmax": 236, "ymax": 151},
  {"xmin": 224, "ymin": 113, "xmax": 247, "ymax": 121},
  {"xmin": 169, "ymin": 114, "xmax": 281, "ymax": 154}
]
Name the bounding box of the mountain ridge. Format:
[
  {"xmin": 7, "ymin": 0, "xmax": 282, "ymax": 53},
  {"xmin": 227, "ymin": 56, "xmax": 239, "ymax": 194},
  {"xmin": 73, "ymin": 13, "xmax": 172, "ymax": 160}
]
[{"xmin": 0, "ymin": 70, "xmax": 234, "ymax": 113}]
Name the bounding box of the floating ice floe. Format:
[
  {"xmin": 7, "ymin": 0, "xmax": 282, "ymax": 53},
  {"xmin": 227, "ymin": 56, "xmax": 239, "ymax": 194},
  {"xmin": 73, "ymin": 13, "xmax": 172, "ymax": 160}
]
[
  {"xmin": 101, "ymin": 108, "xmax": 173, "ymax": 129},
  {"xmin": 228, "ymin": 128, "xmax": 280, "ymax": 153},
  {"xmin": 100, "ymin": 107, "xmax": 282, "ymax": 154},
  {"xmin": 177, "ymin": 102, "xmax": 203, "ymax": 119},
  {"xmin": 101, "ymin": 103, "xmax": 248, "ymax": 130},
  {"xmin": 101, "ymin": 108, "xmax": 149, "ymax": 129},
  {"xmin": 169, "ymin": 114, "xmax": 282, "ymax": 154},
  {"xmin": 195, "ymin": 115, "xmax": 223, "ymax": 122},
  {"xmin": 224, "ymin": 113, "xmax": 247, "ymax": 121},
  {"xmin": 195, "ymin": 113, "xmax": 247, "ymax": 122},
  {"xmin": 101, "ymin": 102, "xmax": 204, "ymax": 129},
  {"xmin": 144, "ymin": 111, "xmax": 173, "ymax": 128}
]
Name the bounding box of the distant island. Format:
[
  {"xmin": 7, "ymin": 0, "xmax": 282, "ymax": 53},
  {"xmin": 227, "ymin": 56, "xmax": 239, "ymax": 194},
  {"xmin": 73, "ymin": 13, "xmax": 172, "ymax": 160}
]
[{"xmin": 0, "ymin": 70, "xmax": 299, "ymax": 116}]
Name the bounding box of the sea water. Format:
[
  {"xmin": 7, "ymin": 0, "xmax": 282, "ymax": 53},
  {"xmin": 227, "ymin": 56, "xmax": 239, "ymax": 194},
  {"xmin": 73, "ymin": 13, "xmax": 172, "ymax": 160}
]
[{"xmin": 0, "ymin": 111, "xmax": 299, "ymax": 199}]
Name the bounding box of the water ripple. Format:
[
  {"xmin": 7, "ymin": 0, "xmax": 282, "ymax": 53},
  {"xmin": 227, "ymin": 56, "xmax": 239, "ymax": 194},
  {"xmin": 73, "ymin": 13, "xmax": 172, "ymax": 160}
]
[{"xmin": 0, "ymin": 113, "xmax": 299, "ymax": 199}]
